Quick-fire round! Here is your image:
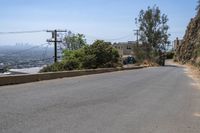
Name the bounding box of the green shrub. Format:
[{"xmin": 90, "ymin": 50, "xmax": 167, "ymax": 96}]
[
  {"xmin": 84, "ymin": 40, "xmax": 120, "ymax": 68},
  {"xmin": 63, "ymin": 59, "xmax": 80, "ymax": 70},
  {"xmin": 40, "ymin": 40, "xmax": 121, "ymax": 73},
  {"xmin": 40, "ymin": 62, "xmax": 64, "ymax": 72},
  {"xmin": 81, "ymin": 54, "xmax": 97, "ymax": 69}
]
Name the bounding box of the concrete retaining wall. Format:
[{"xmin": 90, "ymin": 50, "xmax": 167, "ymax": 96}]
[{"xmin": 0, "ymin": 66, "xmax": 145, "ymax": 86}]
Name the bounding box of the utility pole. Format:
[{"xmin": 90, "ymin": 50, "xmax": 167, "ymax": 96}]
[
  {"xmin": 134, "ymin": 29, "xmax": 139, "ymax": 47},
  {"xmin": 47, "ymin": 30, "xmax": 67, "ymax": 63}
]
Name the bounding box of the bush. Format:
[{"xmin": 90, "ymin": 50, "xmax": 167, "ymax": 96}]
[
  {"xmin": 82, "ymin": 54, "xmax": 97, "ymax": 69},
  {"xmin": 84, "ymin": 40, "xmax": 120, "ymax": 68},
  {"xmin": 40, "ymin": 62, "xmax": 65, "ymax": 72},
  {"xmin": 63, "ymin": 59, "xmax": 80, "ymax": 70},
  {"xmin": 40, "ymin": 40, "xmax": 121, "ymax": 72}
]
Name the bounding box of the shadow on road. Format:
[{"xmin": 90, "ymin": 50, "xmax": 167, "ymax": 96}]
[
  {"xmin": 164, "ymin": 60, "xmax": 185, "ymax": 68},
  {"xmin": 164, "ymin": 65, "xmax": 184, "ymax": 68}
]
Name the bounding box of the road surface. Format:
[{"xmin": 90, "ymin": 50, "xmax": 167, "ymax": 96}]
[{"xmin": 0, "ymin": 64, "xmax": 200, "ymax": 133}]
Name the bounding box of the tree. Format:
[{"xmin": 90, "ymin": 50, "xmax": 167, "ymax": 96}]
[
  {"xmin": 135, "ymin": 5, "xmax": 170, "ymax": 60},
  {"xmin": 63, "ymin": 31, "xmax": 87, "ymax": 50},
  {"xmin": 196, "ymin": 0, "xmax": 200, "ymax": 11}
]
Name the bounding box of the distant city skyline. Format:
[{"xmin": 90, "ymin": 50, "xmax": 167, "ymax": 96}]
[{"xmin": 0, "ymin": 0, "xmax": 198, "ymax": 45}]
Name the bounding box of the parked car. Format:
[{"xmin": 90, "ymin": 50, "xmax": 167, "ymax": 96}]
[{"xmin": 123, "ymin": 55, "xmax": 136, "ymax": 65}]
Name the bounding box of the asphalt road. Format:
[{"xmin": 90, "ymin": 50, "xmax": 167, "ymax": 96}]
[{"xmin": 0, "ymin": 64, "xmax": 200, "ymax": 133}]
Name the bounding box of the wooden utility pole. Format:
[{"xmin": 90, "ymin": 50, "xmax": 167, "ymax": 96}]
[
  {"xmin": 134, "ymin": 29, "xmax": 139, "ymax": 47},
  {"xmin": 47, "ymin": 30, "xmax": 67, "ymax": 63}
]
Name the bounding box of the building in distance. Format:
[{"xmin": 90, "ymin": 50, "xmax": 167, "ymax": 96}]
[
  {"xmin": 113, "ymin": 41, "xmax": 137, "ymax": 65},
  {"xmin": 113, "ymin": 41, "xmax": 137, "ymax": 57}
]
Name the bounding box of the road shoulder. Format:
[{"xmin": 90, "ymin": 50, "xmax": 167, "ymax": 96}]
[{"xmin": 170, "ymin": 60, "xmax": 200, "ymax": 89}]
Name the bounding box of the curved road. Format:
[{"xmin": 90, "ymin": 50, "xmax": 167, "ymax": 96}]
[{"xmin": 0, "ymin": 64, "xmax": 200, "ymax": 133}]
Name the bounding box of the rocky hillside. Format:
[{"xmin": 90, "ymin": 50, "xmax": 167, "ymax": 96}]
[{"xmin": 175, "ymin": 11, "xmax": 200, "ymax": 69}]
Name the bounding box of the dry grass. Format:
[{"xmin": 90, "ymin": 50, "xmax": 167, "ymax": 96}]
[
  {"xmin": 142, "ymin": 60, "xmax": 159, "ymax": 67},
  {"xmin": 186, "ymin": 64, "xmax": 200, "ymax": 81},
  {"xmin": 182, "ymin": 63, "xmax": 200, "ymax": 89}
]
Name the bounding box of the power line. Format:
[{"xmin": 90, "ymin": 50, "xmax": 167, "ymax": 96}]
[
  {"xmin": 0, "ymin": 29, "xmax": 133, "ymax": 42},
  {"xmin": 0, "ymin": 30, "xmax": 46, "ymax": 35},
  {"xmin": 67, "ymin": 29, "xmax": 133, "ymax": 42},
  {"xmin": 82, "ymin": 34, "xmax": 133, "ymax": 42}
]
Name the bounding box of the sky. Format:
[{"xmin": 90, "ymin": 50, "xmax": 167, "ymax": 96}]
[{"xmin": 0, "ymin": 0, "xmax": 198, "ymax": 45}]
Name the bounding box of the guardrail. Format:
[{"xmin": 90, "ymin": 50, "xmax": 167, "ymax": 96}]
[{"xmin": 0, "ymin": 66, "xmax": 145, "ymax": 86}]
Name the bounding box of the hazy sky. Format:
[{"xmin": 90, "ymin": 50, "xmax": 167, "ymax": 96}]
[{"xmin": 0, "ymin": 0, "xmax": 197, "ymax": 45}]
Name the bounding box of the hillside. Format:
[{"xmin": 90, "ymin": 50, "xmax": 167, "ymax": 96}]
[{"xmin": 175, "ymin": 11, "xmax": 200, "ymax": 69}]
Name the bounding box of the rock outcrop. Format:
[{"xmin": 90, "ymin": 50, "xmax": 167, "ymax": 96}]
[{"xmin": 175, "ymin": 11, "xmax": 200, "ymax": 69}]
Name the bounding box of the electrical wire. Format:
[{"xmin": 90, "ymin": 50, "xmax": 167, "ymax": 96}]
[
  {"xmin": 66, "ymin": 29, "xmax": 133, "ymax": 42},
  {"xmin": 0, "ymin": 30, "xmax": 46, "ymax": 35},
  {"xmin": 0, "ymin": 29, "xmax": 133, "ymax": 42}
]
